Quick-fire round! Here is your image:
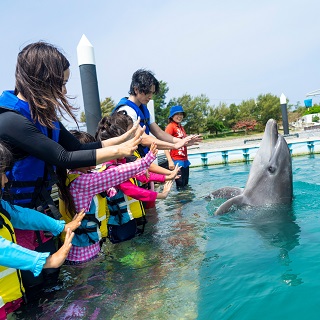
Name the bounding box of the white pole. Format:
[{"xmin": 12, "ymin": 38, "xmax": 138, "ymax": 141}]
[
  {"xmin": 280, "ymin": 93, "xmax": 289, "ymax": 135},
  {"xmin": 77, "ymin": 34, "xmax": 101, "ymax": 135}
]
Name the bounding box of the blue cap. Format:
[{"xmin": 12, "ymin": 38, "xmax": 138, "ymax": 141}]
[{"xmin": 169, "ymin": 105, "xmax": 185, "ymax": 119}]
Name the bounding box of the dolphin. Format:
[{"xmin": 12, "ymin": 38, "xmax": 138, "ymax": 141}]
[{"xmin": 210, "ymin": 119, "xmax": 293, "ymax": 215}]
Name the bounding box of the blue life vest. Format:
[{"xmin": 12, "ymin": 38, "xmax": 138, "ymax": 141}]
[
  {"xmin": 0, "ymin": 91, "xmax": 60, "ymax": 216},
  {"xmin": 113, "ymin": 97, "xmax": 151, "ymax": 155}
]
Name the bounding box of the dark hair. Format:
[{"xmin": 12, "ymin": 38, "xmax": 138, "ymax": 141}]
[
  {"xmin": 0, "ymin": 143, "xmax": 13, "ymax": 202},
  {"xmin": 95, "ymin": 111, "xmax": 133, "ymax": 141},
  {"xmin": 57, "ymin": 130, "xmax": 95, "ymax": 217},
  {"xmin": 69, "ymin": 130, "xmax": 96, "ymax": 144},
  {"xmin": 129, "ymin": 69, "xmax": 160, "ymax": 96},
  {"xmin": 14, "ymin": 41, "xmax": 78, "ymax": 128},
  {"xmin": 0, "ymin": 143, "xmax": 12, "ymax": 175}
]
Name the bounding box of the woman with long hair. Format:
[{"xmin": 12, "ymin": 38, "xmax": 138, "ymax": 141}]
[{"xmin": 0, "ymin": 41, "xmax": 142, "ymax": 299}]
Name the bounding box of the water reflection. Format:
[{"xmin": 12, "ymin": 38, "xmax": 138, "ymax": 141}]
[
  {"xmin": 15, "ymin": 189, "xmax": 206, "ymax": 320},
  {"xmin": 208, "ymin": 202, "xmax": 302, "ymax": 287}
]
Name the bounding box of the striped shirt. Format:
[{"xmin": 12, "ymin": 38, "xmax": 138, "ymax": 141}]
[{"xmin": 68, "ymin": 151, "xmax": 156, "ymax": 212}]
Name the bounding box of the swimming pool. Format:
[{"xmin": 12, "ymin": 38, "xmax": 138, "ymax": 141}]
[{"xmin": 15, "ymin": 155, "xmax": 320, "ymax": 319}]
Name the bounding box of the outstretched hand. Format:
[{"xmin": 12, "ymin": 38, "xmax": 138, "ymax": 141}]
[
  {"xmin": 119, "ymin": 117, "xmax": 143, "ymax": 141},
  {"xmin": 162, "ymin": 180, "xmax": 174, "ymax": 194},
  {"xmin": 149, "ymin": 142, "xmax": 158, "ymax": 157},
  {"xmin": 173, "ymin": 135, "xmax": 193, "ymax": 149},
  {"xmin": 43, "ymin": 228, "xmax": 74, "ymax": 269},
  {"xmin": 118, "ymin": 132, "xmax": 143, "ymax": 157},
  {"xmin": 64, "ymin": 209, "xmax": 85, "ymax": 232},
  {"xmin": 187, "ymin": 134, "xmax": 203, "ymax": 146},
  {"xmin": 166, "ymin": 164, "xmax": 181, "ymax": 180}
]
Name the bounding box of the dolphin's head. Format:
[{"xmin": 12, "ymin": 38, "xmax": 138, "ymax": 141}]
[{"xmin": 244, "ymin": 119, "xmax": 293, "ymax": 205}]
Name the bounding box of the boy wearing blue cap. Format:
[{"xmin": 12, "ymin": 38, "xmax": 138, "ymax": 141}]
[{"xmin": 164, "ymin": 106, "xmax": 190, "ymax": 188}]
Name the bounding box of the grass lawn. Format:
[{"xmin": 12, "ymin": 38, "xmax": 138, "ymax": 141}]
[{"xmin": 202, "ymin": 130, "xmax": 264, "ymax": 142}]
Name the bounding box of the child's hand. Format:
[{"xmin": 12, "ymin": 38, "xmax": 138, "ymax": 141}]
[
  {"xmin": 167, "ymin": 164, "xmax": 181, "ymax": 180},
  {"xmin": 187, "ymin": 134, "xmax": 203, "ymax": 146},
  {"xmin": 118, "ymin": 134, "xmax": 142, "ymax": 157},
  {"xmin": 145, "ymin": 169, "xmax": 150, "ymax": 179},
  {"xmin": 43, "ymin": 228, "xmax": 74, "ymax": 269},
  {"xmin": 173, "ymin": 136, "xmax": 193, "ymax": 149},
  {"xmin": 133, "ymin": 118, "xmax": 146, "ymax": 140},
  {"xmin": 156, "ymin": 180, "xmax": 174, "ymax": 199},
  {"xmin": 149, "ymin": 142, "xmax": 158, "ymax": 157},
  {"xmin": 64, "ymin": 209, "xmax": 85, "ymax": 233},
  {"xmin": 162, "ymin": 180, "xmax": 173, "ymax": 195},
  {"xmin": 121, "ymin": 116, "xmax": 141, "ymax": 141},
  {"xmin": 168, "ymin": 160, "xmax": 175, "ymax": 170}
]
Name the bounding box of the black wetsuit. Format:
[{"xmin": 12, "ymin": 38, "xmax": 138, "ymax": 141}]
[{"xmin": 0, "ymin": 109, "xmax": 100, "ymax": 168}]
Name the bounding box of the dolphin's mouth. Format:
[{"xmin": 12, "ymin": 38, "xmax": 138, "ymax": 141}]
[{"xmin": 263, "ymin": 119, "xmax": 279, "ymax": 150}]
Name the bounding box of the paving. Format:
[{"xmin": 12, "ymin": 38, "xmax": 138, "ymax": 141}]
[{"xmin": 189, "ymin": 129, "xmax": 320, "ymax": 154}]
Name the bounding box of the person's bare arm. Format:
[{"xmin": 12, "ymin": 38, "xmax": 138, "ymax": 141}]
[
  {"xmin": 150, "ymin": 122, "xmax": 179, "ymax": 143},
  {"xmin": 164, "ymin": 150, "xmax": 175, "ymax": 170},
  {"xmin": 96, "ymin": 134, "xmax": 142, "ymax": 164},
  {"xmin": 141, "ymin": 130, "xmax": 192, "ymax": 151},
  {"xmin": 148, "ymin": 163, "xmax": 172, "ymax": 175},
  {"xmin": 43, "ymin": 228, "xmax": 74, "ymax": 269},
  {"xmin": 156, "ymin": 180, "xmax": 174, "ymax": 199}
]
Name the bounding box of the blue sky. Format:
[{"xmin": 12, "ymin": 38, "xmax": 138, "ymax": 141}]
[{"xmin": 1, "ymin": 0, "xmax": 320, "ymax": 126}]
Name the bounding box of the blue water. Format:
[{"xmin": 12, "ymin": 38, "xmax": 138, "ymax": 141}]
[{"xmin": 15, "ymin": 155, "xmax": 320, "ymax": 319}]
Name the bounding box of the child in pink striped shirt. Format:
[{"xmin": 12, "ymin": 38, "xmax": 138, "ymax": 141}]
[
  {"xmin": 57, "ymin": 131, "xmax": 157, "ymax": 263},
  {"xmin": 95, "ymin": 112, "xmax": 178, "ymax": 242}
]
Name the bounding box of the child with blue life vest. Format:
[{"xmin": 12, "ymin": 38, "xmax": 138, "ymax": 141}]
[
  {"xmin": 95, "ymin": 112, "xmax": 178, "ymax": 243},
  {"xmin": 0, "ymin": 142, "xmax": 85, "ymax": 320},
  {"xmin": 113, "ymin": 69, "xmax": 202, "ymax": 155},
  {"xmin": 57, "ymin": 130, "xmax": 158, "ymax": 263}
]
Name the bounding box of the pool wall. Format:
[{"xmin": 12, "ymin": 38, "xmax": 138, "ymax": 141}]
[{"xmin": 178, "ymin": 139, "xmax": 320, "ymax": 167}]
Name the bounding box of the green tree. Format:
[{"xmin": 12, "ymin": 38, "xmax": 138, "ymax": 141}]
[
  {"xmin": 303, "ymin": 105, "xmax": 320, "ymax": 115},
  {"xmin": 226, "ymin": 103, "xmax": 239, "ymax": 129},
  {"xmin": 79, "ymin": 97, "xmax": 115, "ymax": 123},
  {"xmin": 168, "ymin": 94, "xmax": 210, "ymax": 133},
  {"xmin": 100, "ymin": 96, "xmax": 115, "ymax": 117},
  {"xmin": 237, "ymin": 99, "xmax": 257, "ymax": 121},
  {"xmin": 256, "ymin": 93, "xmax": 282, "ymax": 125},
  {"xmin": 80, "ymin": 111, "xmax": 86, "ymax": 123},
  {"xmin": 153, "ymin": 81, "xmax": 169, "ymax": 129},
  {"xmin": 205, "ymin": 102, "xmax": 229, "ymax": 134},
  {"xmin": 206, "ymin": 118, "xmax": 225, "ymax": 135}
]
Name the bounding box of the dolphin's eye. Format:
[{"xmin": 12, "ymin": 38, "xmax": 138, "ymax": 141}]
[{"xmin": 268, "ymin": 166, "xmax": 276, "ymax": 173}]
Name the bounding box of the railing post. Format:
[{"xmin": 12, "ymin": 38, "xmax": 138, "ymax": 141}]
[
  {"xmin": 221, "ymin": 151, "xmax": 228, "ymax": 164},
  {"xmin": 200, "ymin": 153, "xmax": 208, "ymax": 166},
  {"xmin": 242, "ymin": 148, "xmax": 250, "ymax": 163},
  {"xmin": 307, "ymin": 141, "xmax": 314, "ymax": 154}
]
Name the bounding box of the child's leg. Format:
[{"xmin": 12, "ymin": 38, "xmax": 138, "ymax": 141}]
[
  {"xmin": 183, "ymin": 166, "xmax": 190, "ymax": 186},
  {"xmin": 176, "ymin": 166, "xmax": 188, "ymax": 188}
]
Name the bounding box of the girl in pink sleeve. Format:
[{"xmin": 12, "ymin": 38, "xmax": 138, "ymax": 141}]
[
  {"xmin": 56, "ymin": 131, "xmax": 157, "ymax": 263},
  {"xmin": 95, "ymin": 112, "xmax": 176, "ymax": 243}
]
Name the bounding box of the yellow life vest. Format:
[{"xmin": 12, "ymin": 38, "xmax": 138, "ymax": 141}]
[
  {"xmin": 126, "ymin": 177, "xmax": 146, "ymax": 219},
  {"xmin": 100, "ymin": 162, "xmax": 146, "ymax": 221},
  {"xmin": 59, "ymin": 173, "xmax": 108, "ymax": 241},
  {"xmin": 0, "ymin": 211, "xmax": 25, "ymax": 308}
]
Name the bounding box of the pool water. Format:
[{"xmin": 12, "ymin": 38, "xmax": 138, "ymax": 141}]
[{"xmin": 15, "ymin": 155, "xmax": 320, "ymax": 320}]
